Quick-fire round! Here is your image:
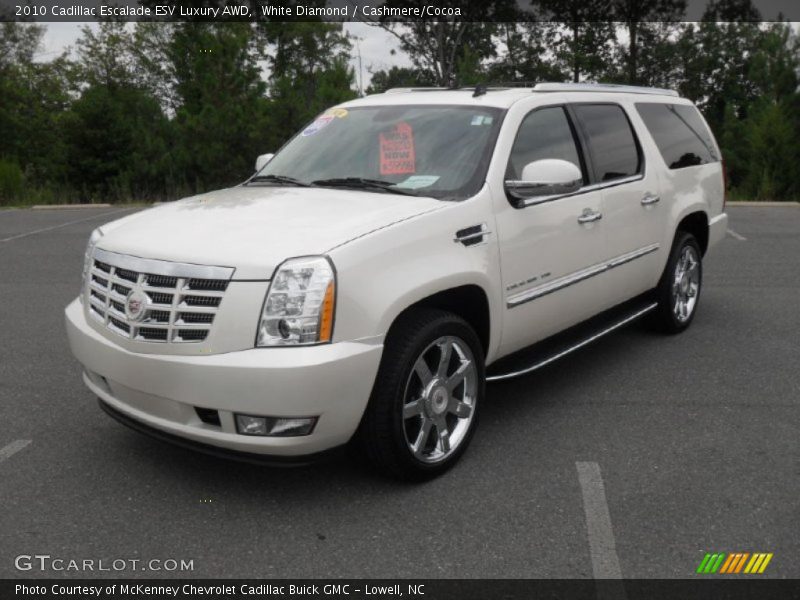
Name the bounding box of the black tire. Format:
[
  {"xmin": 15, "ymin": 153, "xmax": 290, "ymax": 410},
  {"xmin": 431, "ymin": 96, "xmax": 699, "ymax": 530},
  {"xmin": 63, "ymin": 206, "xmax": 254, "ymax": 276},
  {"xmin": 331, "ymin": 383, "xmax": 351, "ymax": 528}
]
[
  {"xmin": 650, "ymin": 231, "xmax": 703, "ymax": 334},
  {"xmin": 356, "ymin": 308, "xmax": 485, "ymax": 481}
]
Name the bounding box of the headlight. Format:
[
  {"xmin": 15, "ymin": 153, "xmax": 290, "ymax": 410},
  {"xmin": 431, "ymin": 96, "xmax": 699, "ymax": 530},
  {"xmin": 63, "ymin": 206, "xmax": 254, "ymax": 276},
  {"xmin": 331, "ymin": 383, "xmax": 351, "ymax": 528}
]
[
  {"xmin": 81, "ymin": 228, "xmax": 103, "ymax": 298},
  {"xmin": 256, "ymin": 256, "xmax": 336, "ymax": 346}
]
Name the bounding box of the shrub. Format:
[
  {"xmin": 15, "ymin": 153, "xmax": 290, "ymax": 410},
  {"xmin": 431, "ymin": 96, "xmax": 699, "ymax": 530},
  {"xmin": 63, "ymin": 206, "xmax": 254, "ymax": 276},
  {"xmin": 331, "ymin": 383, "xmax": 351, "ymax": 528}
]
[{"xmin": 0, "ymin": 159, "xmax": 25, "ymax": 205}]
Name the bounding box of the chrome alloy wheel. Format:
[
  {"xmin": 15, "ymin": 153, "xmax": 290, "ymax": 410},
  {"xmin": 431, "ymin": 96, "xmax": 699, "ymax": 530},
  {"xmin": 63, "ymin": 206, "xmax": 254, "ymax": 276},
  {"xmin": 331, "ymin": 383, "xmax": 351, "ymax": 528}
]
[
  {"xmin": 402, "ymin": 336, "xmax": 478, "ymax": 464},
  {"xmin": 672, "ymin": 245, "xmax": 700, "ymax": 323}
]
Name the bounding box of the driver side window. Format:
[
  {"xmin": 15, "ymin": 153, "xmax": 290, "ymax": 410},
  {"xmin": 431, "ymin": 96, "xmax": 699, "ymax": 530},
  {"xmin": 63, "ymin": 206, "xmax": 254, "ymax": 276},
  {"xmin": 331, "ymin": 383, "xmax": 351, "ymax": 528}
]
[{"xmin": 507, "ymin": 107, "xmax": 582, "ymax": 180}]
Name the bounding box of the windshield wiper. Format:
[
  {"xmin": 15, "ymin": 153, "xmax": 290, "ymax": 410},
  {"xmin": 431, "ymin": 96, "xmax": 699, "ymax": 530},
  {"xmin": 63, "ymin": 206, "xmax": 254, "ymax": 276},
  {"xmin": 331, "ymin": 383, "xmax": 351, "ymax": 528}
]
[
  {"xmin": 247, "ymin": 174, "xmax": 313, "ymax": 187},
  {"xmin": 311, "ymin": 177, "xmax": 418, "ymax": 196}
]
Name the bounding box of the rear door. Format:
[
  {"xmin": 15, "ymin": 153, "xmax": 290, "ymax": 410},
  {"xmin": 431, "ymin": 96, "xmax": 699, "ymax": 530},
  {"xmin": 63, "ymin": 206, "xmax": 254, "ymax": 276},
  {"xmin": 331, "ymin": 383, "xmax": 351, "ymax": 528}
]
[{"xmin": 570, "ymin": 103, "xmax": 662, "ymax": 304}]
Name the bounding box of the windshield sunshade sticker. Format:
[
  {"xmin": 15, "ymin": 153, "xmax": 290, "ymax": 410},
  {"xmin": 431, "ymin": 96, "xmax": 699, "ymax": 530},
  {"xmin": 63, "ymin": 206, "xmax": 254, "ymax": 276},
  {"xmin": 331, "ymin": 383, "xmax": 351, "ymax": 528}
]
[
  {"xmin": 379, "ymin": 122, "xmax": 416, "ymax": 175},
  {"xmin": 302, "ymin": 114, "xmax": 335, "ymax": 137},
  {"xmin": 326, "ymin": 107, "xmax": 348, "ymax": 119},
  {"xmin": 396, "ymin": 175, "xmax": 440, "ymax": 189}
]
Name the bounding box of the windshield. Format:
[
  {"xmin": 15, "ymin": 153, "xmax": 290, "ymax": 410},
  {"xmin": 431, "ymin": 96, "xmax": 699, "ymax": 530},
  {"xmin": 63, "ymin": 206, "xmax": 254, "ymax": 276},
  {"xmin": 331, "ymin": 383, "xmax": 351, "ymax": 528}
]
[{"xmin": 251, "ymin": 105, "xmax": 505, "ymax": 200}]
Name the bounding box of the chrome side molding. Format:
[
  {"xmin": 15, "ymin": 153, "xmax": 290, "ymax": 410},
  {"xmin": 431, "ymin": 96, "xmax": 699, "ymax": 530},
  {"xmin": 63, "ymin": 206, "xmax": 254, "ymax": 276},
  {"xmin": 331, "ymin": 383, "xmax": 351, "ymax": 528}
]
[
  {"xmin": 520, "ymin": 174, "xmax": 643, "ymax": 208},
  {"xmin": 507, "ymin": 243, "xmax": 659, "ymax": 308}
]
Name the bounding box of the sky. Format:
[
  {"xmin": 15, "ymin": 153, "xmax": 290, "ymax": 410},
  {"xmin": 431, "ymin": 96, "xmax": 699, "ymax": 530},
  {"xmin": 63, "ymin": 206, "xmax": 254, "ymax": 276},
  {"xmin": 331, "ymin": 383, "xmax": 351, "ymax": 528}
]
[{"xmin": 37, "ymin": 22, "xmax": 412, "ymax": 91}]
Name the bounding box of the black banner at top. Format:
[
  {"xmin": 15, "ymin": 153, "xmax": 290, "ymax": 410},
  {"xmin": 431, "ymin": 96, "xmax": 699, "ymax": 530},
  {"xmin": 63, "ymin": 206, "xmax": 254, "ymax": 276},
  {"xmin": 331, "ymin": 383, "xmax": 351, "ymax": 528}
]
[{"xmin": 2, "ymin": 0, "xmax": 800, "ymax": 23}]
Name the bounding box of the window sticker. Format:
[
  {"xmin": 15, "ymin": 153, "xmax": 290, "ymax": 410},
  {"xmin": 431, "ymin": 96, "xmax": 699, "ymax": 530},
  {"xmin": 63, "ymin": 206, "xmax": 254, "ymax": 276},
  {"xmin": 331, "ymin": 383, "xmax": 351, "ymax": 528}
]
[
  {"xmin": 379, "ymin": 122, "xmax": 416, "ymax": 175},
  {"xmin": 301, "ymin": 108, "xmax": 348, "ymax": 137},
  {"xmin": 396, "ymin": 175, "xmax": 440, "ymax": 189},
  {"xmin": 301, "ymin": 114, "xmax": 335, "ymax": 137},
  {"xmin": 470, "ymin": 115, "xmax": 493, "ymax": 126}
]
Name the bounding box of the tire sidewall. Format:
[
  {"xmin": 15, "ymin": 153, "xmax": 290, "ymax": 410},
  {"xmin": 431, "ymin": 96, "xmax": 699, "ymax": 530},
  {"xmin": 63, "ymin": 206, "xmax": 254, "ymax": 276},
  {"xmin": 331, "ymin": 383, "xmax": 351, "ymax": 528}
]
[
  {"xmin": 373, "ymin": 311, "xmax": 485, "ymax": 479},
  {"xmin": 659, "ymin": 232, "xmax": 703, "ymax": 332}
]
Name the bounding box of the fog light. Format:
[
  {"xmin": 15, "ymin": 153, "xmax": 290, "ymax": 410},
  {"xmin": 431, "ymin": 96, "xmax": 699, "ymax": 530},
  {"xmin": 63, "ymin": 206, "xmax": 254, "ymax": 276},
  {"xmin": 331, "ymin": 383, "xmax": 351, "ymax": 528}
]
[
  {"xmin": 235, "ymin": 414, "xmax": 268, "ymax": 436},
  {"xmin": 234, "ymin": 414, "xmax": 317, "ymax": 437},
  {"xmin": 269, "ymin": 418, "xmax": 316, "ymax": 437}
]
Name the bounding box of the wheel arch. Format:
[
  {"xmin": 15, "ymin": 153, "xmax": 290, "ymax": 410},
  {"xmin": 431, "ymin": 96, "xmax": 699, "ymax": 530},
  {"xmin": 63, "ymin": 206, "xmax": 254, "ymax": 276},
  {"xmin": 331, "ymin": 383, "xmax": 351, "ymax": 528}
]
[
  {"xmin": 386, "ymin": 284, "xmax": 492, "ymax": 359},
  {"xmin": 675, "ymin": 210, "xmax": 710, "ymax": 256}
]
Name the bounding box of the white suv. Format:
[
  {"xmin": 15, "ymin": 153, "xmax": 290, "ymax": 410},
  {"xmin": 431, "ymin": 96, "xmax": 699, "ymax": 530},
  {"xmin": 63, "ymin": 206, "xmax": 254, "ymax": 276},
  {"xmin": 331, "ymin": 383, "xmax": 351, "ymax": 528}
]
[{"xmin": 65, "ymin": 83, "xmax": 728, "ymax": 479}]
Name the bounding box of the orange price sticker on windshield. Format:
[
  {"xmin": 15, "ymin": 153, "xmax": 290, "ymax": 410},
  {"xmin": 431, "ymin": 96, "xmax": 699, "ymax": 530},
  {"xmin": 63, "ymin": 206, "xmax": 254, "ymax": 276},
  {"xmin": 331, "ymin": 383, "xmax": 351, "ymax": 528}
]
[{"xmin": 380, "ymin": 122, "xmax": 416, "ymax": 175}]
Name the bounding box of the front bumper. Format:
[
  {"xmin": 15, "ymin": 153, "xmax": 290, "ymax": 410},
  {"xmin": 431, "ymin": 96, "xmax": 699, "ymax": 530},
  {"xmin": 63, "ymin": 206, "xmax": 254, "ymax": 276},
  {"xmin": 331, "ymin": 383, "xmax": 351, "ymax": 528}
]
[{"xmin": 65, "ymin": 299, "xmax": 383, "ymax": 457}]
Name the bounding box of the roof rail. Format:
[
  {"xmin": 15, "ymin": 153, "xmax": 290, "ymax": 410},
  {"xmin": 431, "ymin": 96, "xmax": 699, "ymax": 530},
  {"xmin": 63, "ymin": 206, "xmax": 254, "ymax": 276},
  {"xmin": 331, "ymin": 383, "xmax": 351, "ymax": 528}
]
[
  {"xmin": 383, "ymin": 83, "xmax": 681, "ymax": 98},
  {"xmin": 384, "ymin": 86, "xmax": 518, "ymax": 94},
  {"xmin": 384, "ymin": 87, "xmax": 451, "ymax": 94},
  {"xmin": 533, "ymin": 83, "xmax": 680, "ymax": 97}
]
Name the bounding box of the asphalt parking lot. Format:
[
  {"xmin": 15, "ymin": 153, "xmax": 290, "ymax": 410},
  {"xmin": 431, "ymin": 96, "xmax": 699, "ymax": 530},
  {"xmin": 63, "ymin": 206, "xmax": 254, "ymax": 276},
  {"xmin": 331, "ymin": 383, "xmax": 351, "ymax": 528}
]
[{"xmin": 0, "ymin": 205, "xmax": 797, "ymax": 579}]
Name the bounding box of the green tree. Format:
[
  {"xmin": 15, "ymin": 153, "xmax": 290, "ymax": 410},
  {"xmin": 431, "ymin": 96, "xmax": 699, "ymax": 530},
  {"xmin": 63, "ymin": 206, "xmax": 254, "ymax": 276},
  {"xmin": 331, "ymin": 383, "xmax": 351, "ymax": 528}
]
[
  {"xmin": 59, "ymin": 21, "xmax": 175, "ymax": 202},
  {"xmin": 486, "ymin": 23, "xmax": 564, "ymax": 83},
  {"xmin": 367, "ymin": 1, "xmax": 519, "ymax": 87},
  {"xmin": 717, "ymin": 104, "xmax": 748, "ymax": 190},
  {"xmin": 365, "ymin": 66, "xmax": 435, "ymax": 94},
  {"xmin": 0, "ymin": 21, "xmax": 43, "ymax": 67},
  {"xmin": 74, "ymin": 22, "xmax": 138, "ymax": 88},
  {"xmin": 673, "ymin": 1, "xmax": 768, "ymax": 129},
  {"xmin": 260, "ymin": 22, "xmax": 355, "ymax": 146},
  {"xmin": 530, "ymin": 2, "xmax": 616, "ymax": 83},
  {"xmin": 0, "ymin": 23, "xmax": 71, "ymax": 203},
  {"xmin": 168, "ymin": 22, "xmax": 270, "ymax": 191},
  {"xmin": 740, "ymin": 100, "xmax": 799, "ymax": 200},
  {"xmin": 610, "ymin": 0, "xmax": 687, "ymax": 85},
  {"xmin": 671, "ymin": 6, "xmax": 800, "ymax": 199},
  {"xmin": 63, "ymin": 84, "xmax": 172, "ymax": 201}
]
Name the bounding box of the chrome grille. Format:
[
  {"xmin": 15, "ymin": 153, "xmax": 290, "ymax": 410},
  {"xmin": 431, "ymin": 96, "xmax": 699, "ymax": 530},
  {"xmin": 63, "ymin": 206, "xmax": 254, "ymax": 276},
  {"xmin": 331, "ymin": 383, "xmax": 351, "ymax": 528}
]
[{"xmin": 86, "ymin": 248, "xmax": 234, "ymax": 344}]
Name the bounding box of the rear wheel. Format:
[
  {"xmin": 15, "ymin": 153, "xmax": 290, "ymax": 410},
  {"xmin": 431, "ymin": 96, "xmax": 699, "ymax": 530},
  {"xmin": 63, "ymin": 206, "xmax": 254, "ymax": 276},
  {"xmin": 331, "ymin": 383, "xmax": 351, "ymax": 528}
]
[
  {"xmin": 357, "ymin": 308, "xmax": 484, "ymax": 481},
  {"xmin": 650, "ymin": 231, "xmax": 702, "ymax": 333}
]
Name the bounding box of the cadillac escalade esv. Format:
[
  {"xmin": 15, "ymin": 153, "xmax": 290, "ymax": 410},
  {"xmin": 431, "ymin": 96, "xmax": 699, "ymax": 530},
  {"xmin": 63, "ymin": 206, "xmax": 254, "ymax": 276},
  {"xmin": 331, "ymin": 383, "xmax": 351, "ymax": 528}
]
[{"xmin": 65, "ymin": 83, "xmax": 728, "ymax": 479}]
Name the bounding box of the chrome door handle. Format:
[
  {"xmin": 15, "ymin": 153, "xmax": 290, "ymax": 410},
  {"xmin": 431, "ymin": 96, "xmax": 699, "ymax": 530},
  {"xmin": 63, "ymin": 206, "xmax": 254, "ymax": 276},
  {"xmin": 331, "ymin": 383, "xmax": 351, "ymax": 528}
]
[
  {"xmin": 577, "ymin": 209, "xmax": 602, "ymax": 224},
  {"xmin": 641, "ymin": 193, "xmax": 660, "ymax": 206}
]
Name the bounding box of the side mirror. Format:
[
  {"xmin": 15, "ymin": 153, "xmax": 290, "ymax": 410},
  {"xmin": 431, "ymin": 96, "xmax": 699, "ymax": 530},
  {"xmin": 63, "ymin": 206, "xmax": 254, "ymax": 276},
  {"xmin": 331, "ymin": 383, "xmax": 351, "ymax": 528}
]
[
  {"xmin": 505, "ymin": 159, "xmax": 582, "ymax": 202},
  {"xmin": 255, "ymin": 153, "xmax": 274, "ymax": 173}
]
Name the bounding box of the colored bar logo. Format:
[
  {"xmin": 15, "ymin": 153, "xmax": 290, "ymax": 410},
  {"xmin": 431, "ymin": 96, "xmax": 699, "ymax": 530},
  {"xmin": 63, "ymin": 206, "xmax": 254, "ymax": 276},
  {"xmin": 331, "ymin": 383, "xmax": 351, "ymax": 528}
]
[{"xmin": 696, "ymin": 552, "xmax": 773, "ymax": 574}]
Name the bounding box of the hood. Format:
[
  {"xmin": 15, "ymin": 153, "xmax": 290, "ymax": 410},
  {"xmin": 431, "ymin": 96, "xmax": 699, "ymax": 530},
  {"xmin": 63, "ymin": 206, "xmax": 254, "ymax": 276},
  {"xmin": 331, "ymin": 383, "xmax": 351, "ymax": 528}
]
[{"xmin": 97, "ymin": 185, "xmax": 444, "ymax": 279}]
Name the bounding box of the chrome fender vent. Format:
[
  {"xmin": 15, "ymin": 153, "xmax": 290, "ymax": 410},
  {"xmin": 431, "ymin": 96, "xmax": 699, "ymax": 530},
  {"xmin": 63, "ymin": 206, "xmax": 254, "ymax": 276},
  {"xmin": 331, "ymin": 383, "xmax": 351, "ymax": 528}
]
[{"xmin": 454, "ymin": 223, "xmax": 491, "ymax": 247}]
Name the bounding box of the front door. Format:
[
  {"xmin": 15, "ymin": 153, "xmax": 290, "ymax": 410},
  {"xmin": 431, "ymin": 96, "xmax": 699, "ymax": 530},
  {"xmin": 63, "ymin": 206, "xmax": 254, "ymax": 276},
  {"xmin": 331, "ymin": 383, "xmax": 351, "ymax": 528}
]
[{"xmin": 494, "ymin": 105, "xmax": 611, "ymax": 357}]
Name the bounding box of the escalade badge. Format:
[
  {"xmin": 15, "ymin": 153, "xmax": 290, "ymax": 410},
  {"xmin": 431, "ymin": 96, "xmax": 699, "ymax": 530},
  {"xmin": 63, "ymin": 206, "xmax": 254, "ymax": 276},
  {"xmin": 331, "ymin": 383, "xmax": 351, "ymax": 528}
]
[{"xmin": 125, "ymin": 288, "xmax": 149, "ymax": 322}]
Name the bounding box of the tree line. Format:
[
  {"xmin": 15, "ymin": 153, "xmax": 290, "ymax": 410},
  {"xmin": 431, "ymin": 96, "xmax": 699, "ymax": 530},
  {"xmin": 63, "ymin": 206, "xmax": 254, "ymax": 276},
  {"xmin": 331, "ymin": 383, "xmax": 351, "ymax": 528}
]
[{"xmin": 1, "ymin": 0, "xmax": 798, "ymax": 205}]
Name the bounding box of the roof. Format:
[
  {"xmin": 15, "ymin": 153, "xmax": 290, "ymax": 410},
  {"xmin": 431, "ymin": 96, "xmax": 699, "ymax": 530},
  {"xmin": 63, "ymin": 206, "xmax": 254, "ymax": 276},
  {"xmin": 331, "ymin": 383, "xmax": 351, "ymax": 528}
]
[{"xmin": 341, "ymin": 83, "xmax": 684, "ymax": 110}]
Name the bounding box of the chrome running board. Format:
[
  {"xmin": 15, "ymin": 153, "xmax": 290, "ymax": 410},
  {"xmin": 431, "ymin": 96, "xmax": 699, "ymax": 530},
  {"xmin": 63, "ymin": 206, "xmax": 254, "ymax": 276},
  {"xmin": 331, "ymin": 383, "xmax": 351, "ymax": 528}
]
[{"xmin": 486, "ymin": 302, "xmax": 658, "ymax": 382}]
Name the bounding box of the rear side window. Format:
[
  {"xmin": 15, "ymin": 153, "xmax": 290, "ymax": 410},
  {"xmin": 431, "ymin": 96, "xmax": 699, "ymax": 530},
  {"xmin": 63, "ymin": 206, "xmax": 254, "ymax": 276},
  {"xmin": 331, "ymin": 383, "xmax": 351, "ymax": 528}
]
[
  {"xmin": 506, "ymin": 106, "xmax": 582, "ymax": 180},
  {"xmin": 635, "ymin": 103, "xmax": 719, "ymax": 169},
  {"xmin": 572, "ymin": 104, "xmax": 641, "ymax": 183}
]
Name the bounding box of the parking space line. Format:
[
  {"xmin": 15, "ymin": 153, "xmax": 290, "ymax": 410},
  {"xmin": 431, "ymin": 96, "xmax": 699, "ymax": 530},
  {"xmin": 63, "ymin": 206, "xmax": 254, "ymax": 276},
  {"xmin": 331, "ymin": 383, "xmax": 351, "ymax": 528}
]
[
  {"xmin": 0, "ymin": 207, "xmax": 136, "ymax": 243},
  {"xmin": 727, "ymin": 228, "xmax": 747, "ymax": 241},
  {"xmin": 576, "ymin": 462, "xmax": 624, "ymax": 583},
  {"xmin": 0, "ymin": 439, "xmax": 31, "ymax": 463}
]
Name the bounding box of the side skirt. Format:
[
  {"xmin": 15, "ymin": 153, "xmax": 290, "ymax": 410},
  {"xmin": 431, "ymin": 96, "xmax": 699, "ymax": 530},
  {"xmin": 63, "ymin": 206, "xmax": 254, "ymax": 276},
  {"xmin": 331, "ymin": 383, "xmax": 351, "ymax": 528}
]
[{"xmin": 486, "ymin": 295, "xmax": 658, "ymax": 383}]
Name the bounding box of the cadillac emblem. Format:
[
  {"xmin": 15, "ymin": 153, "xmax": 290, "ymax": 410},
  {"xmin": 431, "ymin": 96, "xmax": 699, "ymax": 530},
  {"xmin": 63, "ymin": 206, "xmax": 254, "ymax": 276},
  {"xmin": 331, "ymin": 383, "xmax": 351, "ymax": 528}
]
[{"xmin": 124, "ymin": 288, "xmax": 149, "ymax": 322}]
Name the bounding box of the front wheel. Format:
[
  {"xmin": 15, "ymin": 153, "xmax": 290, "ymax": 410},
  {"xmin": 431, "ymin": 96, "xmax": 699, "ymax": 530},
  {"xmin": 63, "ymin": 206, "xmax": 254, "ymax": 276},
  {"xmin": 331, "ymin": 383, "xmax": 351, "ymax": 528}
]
[
  {"xmin": 650, "ymin": 231, "xmax": 703, "ymax": 334},
  {"xmin": 357, "ymin": 308, "xmax": 484, "ymax": 481}
]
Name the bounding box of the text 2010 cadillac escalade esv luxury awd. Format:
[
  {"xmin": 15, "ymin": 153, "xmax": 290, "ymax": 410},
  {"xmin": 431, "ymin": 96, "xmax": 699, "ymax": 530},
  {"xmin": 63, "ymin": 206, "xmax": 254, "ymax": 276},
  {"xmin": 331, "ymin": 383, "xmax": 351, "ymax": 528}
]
[{"xmin": 65, "ymin": 83, "xmax": 728, "ymax": 479}]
